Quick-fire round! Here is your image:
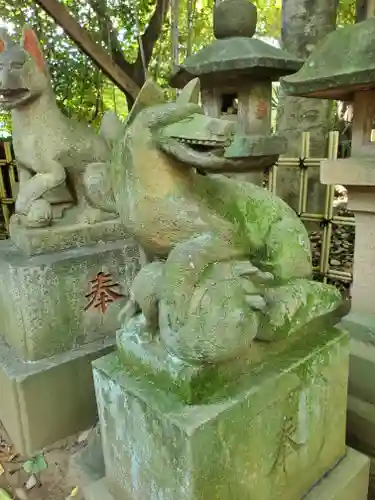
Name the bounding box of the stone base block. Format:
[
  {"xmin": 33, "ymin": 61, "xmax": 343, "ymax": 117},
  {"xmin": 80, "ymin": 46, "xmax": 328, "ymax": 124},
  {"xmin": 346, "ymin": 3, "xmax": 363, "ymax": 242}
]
[
  {"xmin": 80, "ymin": 448, "xmax": 369, "ymax": 500},
  {"xmin": 340, "ymin": 312, "xmax": 375, "ymax": 453},
  {"xmin": 93, "ymin": 327, "xmax": 349, "ymax": 500},
  {"xmin": 0, "ymin": 239, "xmax": 139, "ymax": 361},
  {"xmin": 9, "ymin": 215, "xmax": 129, "ymax": 256},
  {"xmin": 304, "ymin": 447, "xmax": 369, "ymax": 500},
  {"xmin": 347, "ymin": 395, "xmax": 375, "ymax": 455},
  {"xmin": 0, "ymin": 335, "xmax": 115, "ymax": 456},
  {"xmin": 341, "ymin": 312, "xmax": 375, "ymax": 403},
  {"xmin": 69, "ymin": 426, "xmax": 104, "ymax": 487},
  {"xmin": 84, "ymin": 479, "xmax": 115, "ymax": 500}
]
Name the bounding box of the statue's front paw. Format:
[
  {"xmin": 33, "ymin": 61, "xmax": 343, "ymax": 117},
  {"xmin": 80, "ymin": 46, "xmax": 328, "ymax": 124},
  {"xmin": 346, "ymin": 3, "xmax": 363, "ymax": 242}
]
[
  {"xmin": 23, "ymin": 200, "xmax": 53, "ymax": 228},
  {"xmin": 232, "ymin": 261, "xmax": 274, "ymax": 283},
  {"xmin": 231, "ymin": 261, "xmax": 273, "ymax": 312},
  {"xmin": 244, "ymin": 294, "xmax": 268, "ymax": 312}
]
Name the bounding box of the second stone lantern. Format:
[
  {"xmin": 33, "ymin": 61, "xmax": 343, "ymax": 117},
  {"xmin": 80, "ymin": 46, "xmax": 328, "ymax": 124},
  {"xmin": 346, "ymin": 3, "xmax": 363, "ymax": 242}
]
[
  {"xmin": 281, "ymin": 16, "xmax": 375, "ymax": 455},
  {"xmin": 169, "ymin": 0, "xmax": 303, "ymax": 184}
]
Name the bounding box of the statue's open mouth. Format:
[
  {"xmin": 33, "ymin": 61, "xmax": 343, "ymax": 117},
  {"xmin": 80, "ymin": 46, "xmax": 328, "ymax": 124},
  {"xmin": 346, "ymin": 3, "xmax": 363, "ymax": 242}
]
[
  {"xmin": 0, "ymin": 88, "xmax": 31, "ymax": 108},
  {"xmin": 174, "ymin": 136, "xmax": 229, "ymax": 156},
  {"xmin": 158, "ymin": 113, "xmax": 281, "ymax": 173}
]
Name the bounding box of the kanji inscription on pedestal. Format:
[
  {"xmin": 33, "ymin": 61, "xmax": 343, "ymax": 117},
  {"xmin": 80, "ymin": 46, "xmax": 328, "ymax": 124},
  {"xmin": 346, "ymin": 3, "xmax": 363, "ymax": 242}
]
[{"xmin": 84, "ymin": 271, "xmax": 124, "ymax": 313}]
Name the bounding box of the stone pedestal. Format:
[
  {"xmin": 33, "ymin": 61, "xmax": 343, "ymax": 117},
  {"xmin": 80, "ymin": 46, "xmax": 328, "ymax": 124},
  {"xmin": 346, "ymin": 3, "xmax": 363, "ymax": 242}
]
[
  {"xmin": 0, "ymin": 335, "xmax": 114, "ymax": 456},
  {"xmin": 322, "ymin": 158, "xmax": 375, "ymax": 453},
  {"xmin": 91, "ymin": 325, "xmax": 352, "ymax": 500},
  {"xmin": 81, "ymin": 447, "xmax": 370, "ymax": 500},
  {"xmin": 0, "ymin": 233, "xmax": 140, "ymax": 455}
]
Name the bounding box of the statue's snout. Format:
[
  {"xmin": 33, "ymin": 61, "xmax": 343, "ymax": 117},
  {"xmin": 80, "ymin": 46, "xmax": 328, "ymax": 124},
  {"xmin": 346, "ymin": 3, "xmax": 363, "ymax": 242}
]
[{"xmin": 0, "ymin": 65, "xmax": 17, "ymax": 91}]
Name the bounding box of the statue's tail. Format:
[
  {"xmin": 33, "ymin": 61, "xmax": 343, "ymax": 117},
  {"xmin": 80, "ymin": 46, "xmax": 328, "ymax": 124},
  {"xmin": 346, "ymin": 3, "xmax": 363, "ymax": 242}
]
[{"xmin": 83, "ymin": 111, "xmax": 124, "ymax": 214}]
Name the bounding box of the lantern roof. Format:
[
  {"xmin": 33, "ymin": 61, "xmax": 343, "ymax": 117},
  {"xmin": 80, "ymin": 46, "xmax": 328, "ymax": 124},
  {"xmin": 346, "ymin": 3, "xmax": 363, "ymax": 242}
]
[
  {"xmin": 281, "ymin": 18, "xmax": 375, "ymax": 101},
  {"xmin": 169, "ymin": 0, "xmax": 303, "ymax": 88}
]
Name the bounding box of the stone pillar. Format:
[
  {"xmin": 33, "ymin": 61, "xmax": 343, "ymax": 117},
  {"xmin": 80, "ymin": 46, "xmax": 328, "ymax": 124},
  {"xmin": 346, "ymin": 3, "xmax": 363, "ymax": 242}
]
[
  {"xmin": 349, "ymin": 192, "xmax": 375, "ymax": 313},
  {"xmin": 321, "ymin": 153, "xmax": 375, "ymax": 454}
]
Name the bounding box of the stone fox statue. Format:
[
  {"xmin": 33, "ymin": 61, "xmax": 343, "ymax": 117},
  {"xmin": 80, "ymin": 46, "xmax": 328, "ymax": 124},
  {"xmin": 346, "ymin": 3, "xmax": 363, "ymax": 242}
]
[
  {"xmin": 0, "ymin": 26, "xmax": 120, "ymax": 227},
  {"xmin": 98, "ymin": 78, "xmax": 348, "ymax": 364}
]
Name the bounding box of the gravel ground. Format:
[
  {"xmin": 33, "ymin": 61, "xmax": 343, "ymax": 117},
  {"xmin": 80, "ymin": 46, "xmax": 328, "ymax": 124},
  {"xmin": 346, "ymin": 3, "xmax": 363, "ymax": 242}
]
[{"xmin": 0, "ymin": 423, "xmax": 85, "ymax": 500}]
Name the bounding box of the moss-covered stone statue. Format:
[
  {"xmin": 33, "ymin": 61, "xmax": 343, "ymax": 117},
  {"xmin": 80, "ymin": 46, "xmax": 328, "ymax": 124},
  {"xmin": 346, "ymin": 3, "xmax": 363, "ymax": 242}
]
[{"xmin": 97, "ymin": 77, "xmax": 348, "ymax": 364}]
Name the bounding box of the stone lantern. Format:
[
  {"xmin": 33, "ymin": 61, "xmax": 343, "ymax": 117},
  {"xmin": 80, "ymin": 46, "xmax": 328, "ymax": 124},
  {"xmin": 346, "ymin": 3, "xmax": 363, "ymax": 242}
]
[
  {"xmin": 169, "ymin": 0, "xmax": 303, "ymax": 184},
  {"xmin": 281, "ymin": 16, "xmax": 375, "ymax": 452}
]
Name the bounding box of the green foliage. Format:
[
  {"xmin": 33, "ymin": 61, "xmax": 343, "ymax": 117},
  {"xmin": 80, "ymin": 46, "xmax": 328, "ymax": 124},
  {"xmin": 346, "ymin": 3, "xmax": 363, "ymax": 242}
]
[
  {"xmin": 0, "ymin": 0, "xmax": 136, "ymax": 133},
  {"xmin": 22, "ymin": 454, "xmax": 48, "ymax": 474},
  {"xmin": 0, "ymin": 0, "xmax": 356, "ymax": 136},
  {"xmin": 337, "ymin": 0, "xmax": 356, "ymax": 27}
]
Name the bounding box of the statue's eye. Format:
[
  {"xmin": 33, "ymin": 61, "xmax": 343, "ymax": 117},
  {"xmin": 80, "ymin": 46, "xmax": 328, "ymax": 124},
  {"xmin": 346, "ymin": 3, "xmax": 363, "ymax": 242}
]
[
  {"xmin": 11, "ymin": 62, "xmax": 24, "ymax": 70},
  {"xmin": 0, "ymin": 63, "xmax": 3, "ymax": 70}
]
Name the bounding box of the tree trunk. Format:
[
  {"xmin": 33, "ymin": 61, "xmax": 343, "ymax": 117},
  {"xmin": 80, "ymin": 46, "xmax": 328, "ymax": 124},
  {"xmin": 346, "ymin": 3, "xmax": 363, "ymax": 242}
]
[
  {"xmin": 276, "ymin": 0, "xmax": 339, "ymax": 216},
  {"xmin": 357, "ymin": 0, "xmax": 368, "ymax": 21}
]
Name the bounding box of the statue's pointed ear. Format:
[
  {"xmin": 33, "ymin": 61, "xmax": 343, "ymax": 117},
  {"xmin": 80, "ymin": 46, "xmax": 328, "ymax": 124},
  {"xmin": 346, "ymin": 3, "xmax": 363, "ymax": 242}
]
[
  {"xmin": 124, "ymin": 79, "xmax": 166, "ymax": 127},
  {"xmin": 176, "ymin": 78, "xmax": 200, "ymax": 104},
  {"xmin": 21, "ymin": 26, "xmax": 46, "ymax": 73}
]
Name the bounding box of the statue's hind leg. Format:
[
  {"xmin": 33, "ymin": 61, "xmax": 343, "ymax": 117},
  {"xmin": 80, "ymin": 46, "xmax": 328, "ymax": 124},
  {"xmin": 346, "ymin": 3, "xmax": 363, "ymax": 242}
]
[
  {"xmin": 160, "ymin": 233, "xmax": 276, "ymax": 362},
  {"xmin": 161, "ymin": 233, "xmax": 245, "ymax": 326},
  {"xmin": 254, "ymin": 217, "xmax": 347, "ymax": 342},
  {"xmin": 160, "ymin": 257, "xmax": 274, "ymax": 362}
]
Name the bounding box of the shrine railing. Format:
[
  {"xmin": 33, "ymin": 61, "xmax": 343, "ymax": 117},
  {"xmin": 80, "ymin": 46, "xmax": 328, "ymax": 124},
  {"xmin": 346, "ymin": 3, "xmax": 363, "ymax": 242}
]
[
  {"xmin": 0, "ymin": 140, "xmax": 17, "ymax": 237},
  {"xmin": 0, "ymin": 133, "xmax": 354, "ymax": 292},
  {"xmin": 266, "ymin": 131, "xmax": 354, "ymax": 294}
]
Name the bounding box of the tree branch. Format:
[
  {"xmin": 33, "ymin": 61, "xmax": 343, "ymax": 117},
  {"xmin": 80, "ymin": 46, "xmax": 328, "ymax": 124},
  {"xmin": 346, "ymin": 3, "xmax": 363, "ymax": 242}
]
[
  {"xmin": 137, "ymin": 0, "xmax": 170, "ymax": 68},
  {"xmin": 34, "ymin": 0, "xmax": 139, "ymax": 97},
  {"xmin": 88, "ymin": 0, "xmax": 134, "ymax": 75}
]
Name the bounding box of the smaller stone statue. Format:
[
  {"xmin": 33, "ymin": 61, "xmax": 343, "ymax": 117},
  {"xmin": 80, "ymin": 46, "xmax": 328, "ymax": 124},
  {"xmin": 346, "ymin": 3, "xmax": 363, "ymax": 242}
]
[
  {"xmin": 0, "ymin": 26, "xmax": 120, "ymax": 229},
  {"xmin": 100, "ymin": 78, "xmax": 348, "ymax": 364}
]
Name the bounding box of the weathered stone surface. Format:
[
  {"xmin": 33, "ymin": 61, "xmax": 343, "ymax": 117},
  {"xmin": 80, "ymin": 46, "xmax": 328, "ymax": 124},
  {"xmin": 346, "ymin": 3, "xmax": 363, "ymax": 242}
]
[
  {"xmin": 0, "ymin": 239, "xmax": 139, "ymax": 361},
  {"xmin": 117, "ymin": 315, "xmax": 347, "ymax": 405},
  {"xmin": 0, "ymin": 335, "xmax": 115, "ymax": 456},
  {"xmin": 170, "ymin": 38, "xmax": 303, "ymax": 88},
  {"xmin": 69, "ymin": 426, "xmax": 104, "ymax": 487},
  {"xmin": 213, "ymin": 0, "xmax": 257, "ymax": 39},
  {"xmin": 280, "ymin": 17, "xmax": 375, "ymax": 100},
  {"xmin": 170, "ymin": 0, "xmax": 302, "ymax": 88},
  {"xmin": 93, "ymin": 327, "xmax": 348, "ymax": 500},
  {"xmin": 9, "ymin": 217, "xmax": 129, "ymax": 256},
  {"xmin": 347, "ymin": 395, "xmax": 375, "ymax": 456},
  {"xmin": 79, "ymin": 448, "xmax": 370, "ymax": 500},
  {"xmin": 341, "ymin": 312, "xmax": 375, "ymax": 405},
  {"xmin": 340, "ymin": 313, "xmax": 375, "ymax": 455},
  {"xmin": 170, "ymin": 2, "xmax": 303, "ymax": 91},
  {"xmin": 84, "ymin": 479, "xmax": 116, "ymax": 500},
  {"xmin": 321, "ymin": 158, "xmax": 375, "ymax": 187},
  {"xmin": 304, "ymin": 448, "xmax": 369, "ymax": 500},
  {"xmin": 224, "ymin": 133, "xmax": 287, "ymax": 158}
]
